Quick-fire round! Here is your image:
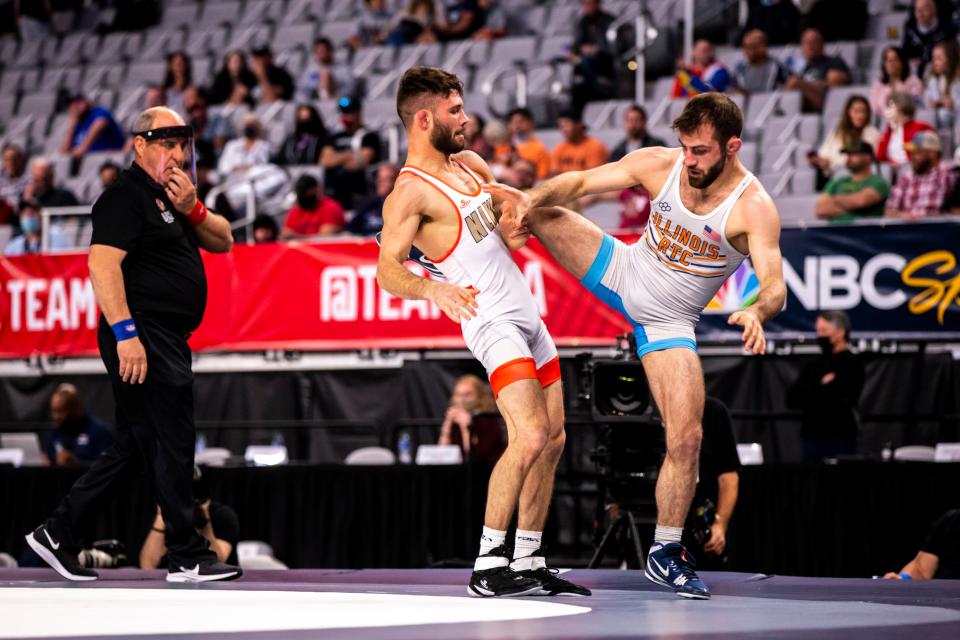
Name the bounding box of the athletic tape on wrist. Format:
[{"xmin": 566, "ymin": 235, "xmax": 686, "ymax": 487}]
[{"xmin": 111, "ymin": 319, "xmax": 138, "ymax": 342}]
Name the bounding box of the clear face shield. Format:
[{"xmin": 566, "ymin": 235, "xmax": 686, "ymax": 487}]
[{"xmin": 131, "ymin": 125, "xmax": 197, "ymax": 186}]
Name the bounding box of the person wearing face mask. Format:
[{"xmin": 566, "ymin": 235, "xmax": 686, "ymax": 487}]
[
  {"xmin": 885, "ymin": 130, "xmax": 957, "ymax": 218},
  {"xmin": 274, "ymin": 105, "xmax": 329, "ymax": 166},
  {"xmin": 4, "ymin": 198, "xmax": 70, "ymax": 255},
  {"xmin": 217, "ymin": 116, "xmax": 271, "ymax": 178},
  {"xmin": 280, "ymin": 174, "xmax": 344, "ymax": 239},
  {"xmin": 320, "ymin": 97, "xmax": 383, "ymax": 209},
  {"xmin": 786, "ymin": 310, "xmax": 865, "ymax": 463},
  {"xmin": 876, "ymin": 91, "xmax": 934, "ymax": 169}
]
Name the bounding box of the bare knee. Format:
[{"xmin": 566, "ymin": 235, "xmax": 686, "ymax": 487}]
[
  {"xmin": 666, "ymin": 423, "xmax": 702, "ymax": 466},
  {"xmin": 542, "ymin": 427, "xmax": 566, "ymax": 464},
  {"xmin": 515, "ymin": 426, "xmax": 550, "ymax": 470}
]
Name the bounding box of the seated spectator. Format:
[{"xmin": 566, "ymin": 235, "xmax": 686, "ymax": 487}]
[
  {"xmin": 500, "ymin": 157, "xmax": 537, "ymax": 190},
  {"xmin": 550, "ymin": 110, "xmax": 609, "ymax": 176},
  {"xmin": 570, "ymin": 0, "xmax": 618, "ymax": 111},
  {"xmin": 733, "ymin": 29, "xmax": 788, "ymax": 96},
  {"xmin": 434, "ymin": 0, "xmax": 485, "ymax": 42},
  {"xmin": 809, "ymin": 95, "xmax": 880, "ymax": 182},
  {"xmin": 281, "ymin": 174, "xmax": 345, "ymax": 239},
  {"xmin": 499, "ymin": 108, "xmax": 551, "ymax": 179},
  {"xmin": 387, "ymin": 0, "xmax": 438, "ymax": 45},
  {"xmin": 209, "ymin": 50, "xmax": 257, "ymax": 107},
  {"xmin": 877, "ymin": 91, "xmax": 934, "ymax": 168},
  {"xmin": 274, "ymin": 105, "xmax": 328, "ymax": 166},
  {"xmin": 0, "ymin": 143, "xmax": 29, "ymax": 213},
  {"xmin": 163, "ymin": 51, "xmax": 192, "ymax": 117},
  {"xmin": 140, "ymin": 467, "xmax": 239, "ymax": 569},
  {"xmin": 610, "ymin": 105, "xmax": 666, "ymax": 161},
  {"xmin": 785, "ymin": 28, "xmax": 851, "ymax": 112},
  {"xmin": 464, "ymin": 114, "xmax": 493, "ymax": 161},
  {"xmin": 815, "ymin": 142, "xmax": 889, "ymax": 222},
  {"xmin": 741, "ymin": 0, "xmax": 799, "ymax": 46},
  {"xmin": 321, "ymin": 97, "xmax": 383, "ymax": 209},
  {"xmin": 98, "ymin": 161, "xmax": 120, "ymax": 191},
  {"xmin": 885, "ymin": 130, "xmax": 956, "ymax": 218},
  {"xmin": 217, "ymin": 115, "xmax": 271, "ymax": 179},
  {"xmin": 297, "ymin": 37, "xmax": 355, "ymax": 102},
  {"xmin": 870, "ymin": 46, "xmax": 924, "ymax": 118},
  {"xmin": 347, "ymin": 0, "xmax": 394, "ymax": 49},
  {"xmin": 903, "ymin": 0, "xmax": 955, "ymax": 77},
  {"xmin": 673, "ymin": 39, "xmax": 731, "ymax": 98},
  {"xmin": 618, "ymin": 185, "xmax": 651, "ymax": 229},
  {"xmin": 473, "ymin": 0, "xmax": 507, "ymax": 40},
  {"xmin": 884, "ymin": 509, "xmax": 960, "ymax": 580},
  {"xmin": 42, "ymin": 383, "xmax": 113, "ymax": 467},
  {"xmin": 921, "ymin": 41, "xmax": 960, "ymax": 130},
  {"xmin": 250, "ymin": 46, "xmax": 295, "ymax": 104},
  {"xmin": 23, "ymin": 158, "xmax": 79, "ymax": 208},
  {"xmin": 4, "ymin": 200, "xmax": 43, "ymax": 256},
  {"xmin": 187, "ymin": 89, "xmax": 235, "ymax": 164},
  {"xmin": 60, "ymin": 93, "xmax": 126, "ymax": 158},
  {"xmin": 123, "ymin": 85, "xmax": 166, "ymax": 153},
  {"xmin": 346, "ymin": 163, "xmax": 400, "ymax": 236},
  {"xmin": 253, "ymin": 214, "xmax": 279, "ymax": 243},
  {"xmin": 438, "ymin": 374, "xmax": 497, "ymax": 459}
]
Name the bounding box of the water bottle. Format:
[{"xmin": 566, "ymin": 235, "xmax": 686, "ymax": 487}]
[
  {"xmin": 398, "ymin": 431, "xmax": 413, "ymax": 464},
  {"xmin": 195, "ymin": 434, "xmax": 207, "ymax": 455},
  {"xmin": 881, "ymin": 441, "xmax": 893, "ymax": 462},
  {"xmin": 271, "ymin": 433, "xmax": 286, "ymax": 449}
]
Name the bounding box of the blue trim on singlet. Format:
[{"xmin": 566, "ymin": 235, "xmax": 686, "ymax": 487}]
[
  {"xmin": 581, "ymin": 234, "xmax": 615, "ymax": 291},
  {"xmin": 636, "ymin": 337, "xmax": 698, "ymax": 357}
]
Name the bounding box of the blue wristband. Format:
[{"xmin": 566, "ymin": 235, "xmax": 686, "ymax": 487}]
[
  {"xmin": 899, "ymin": 572, "xmax": 912, "ymax": 580},
  {"xmin": 111, "ymin": 319, "xmax": 138, "ymax": 342}
]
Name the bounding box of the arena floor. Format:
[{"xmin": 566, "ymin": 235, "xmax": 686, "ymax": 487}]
[{"xmin": 2, "ymin": 568, "xmax": 959, "ymax": 639}]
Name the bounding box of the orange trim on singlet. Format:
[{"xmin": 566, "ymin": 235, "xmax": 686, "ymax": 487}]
[
  {"xmin": 489, "ymin": 357, "xmax": 538, "ymax": 398},
  {"xmin": 399, "ymin": 171, "xmax": 464, "ymax": 264},
  {"xmin": 536, "ymin": 356, "xmax": 561, "ymax": 389},
  {"xmin": 402, "ymin": 161, "xmax": 482, "ymax": 196}
]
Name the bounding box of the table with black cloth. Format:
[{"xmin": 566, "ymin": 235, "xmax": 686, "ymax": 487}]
[{"xmin": 2, "ymin": 463, "xmax": 958, "ymax": 578}]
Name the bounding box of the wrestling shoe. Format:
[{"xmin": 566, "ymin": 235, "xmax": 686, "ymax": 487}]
[
  {"xmin": 645, "ymin": 542, "xmax": 710, "ymax": 599},
  {"xmin": 512, "ymin": 547, "xmax": 592, "ymax": 596},
  {"xmin": 468, "ymin": 544, "xmax": 542, "ymax": 597},
  {"xmin": 166, "ymin": 559, "xmax": 243, "ymax": 583},
  {"xmin": 25, "ymin": 524, "xmax": 98, "ymax": 581}
]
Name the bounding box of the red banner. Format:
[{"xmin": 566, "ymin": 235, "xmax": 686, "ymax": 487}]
[{"xmin": 0, "ymin": 238, "xmax": 635, "ymax": 358}]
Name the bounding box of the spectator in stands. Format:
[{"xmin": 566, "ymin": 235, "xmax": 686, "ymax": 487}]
[
  {"xmin": 464, "ymin": 114, "xmax": 494, "ymax": 161},
  {"xmin": 902, "ymin": 0, "xmax": 955, "ymax": 77},
  {"xmin": 870, "ymin": 46, "xmax": 924, "ymax": 118},
  {"xmin": 672, "ymin": 39, "xmax": 731, "ymax": 98},
  {"xmin": 473, "ymin": 0, "xmax": 507, "ymax": 40},
  {"xmin": 500, "ymin": 108, "xmax": 551, "ymax": 180},
  {"xmin": 280, "ymin": 174, "xmax": 345, "ymax": 239},
  {"xmin": 438, "ymin": 374, "xmax": 497, "ymax": 459},
  {"xmin": 12, "ymin": 0, "xmax": 52, "ymax": 39},
  {"xmin": 274, "ymin": 105, "xmax": 329, "ymax": 166},
  {"xmin": 346, "ymin": 163, "xmax": 400, "ymax": 236},
  {"xmin": 618, "ymin": 186, "xmax": 651, "ymax": 229},
  {"xmin": 434, "ymin": 0, "xmax": 485, "ymax": 41},
  {"xmin": 884, "ymin": 508, "xmax": 960, "ymax": 580},
  {"xmin": 815, "ymin": 142, "xmax": 889, "ymax": 222},
  {"xmin": 732, "ymin": 29, "xmax": 788, "ymax": 96},
  {"xmin": 784, "ymin": 28, "xmax": 851, "ymax": 113},
  {"xmin": 42, "ymin": 383, "xmax": 113, "ymax": 467},
  {"xmin": 123, "ymin": 85, "xmax": 166, "ymax": 154},
  {"xmin": 253, "ymin": 214, "xmax": 279, "ymax": 243},
  {"xmin": 877, "ymin": 91, "xmax": 934, "ymax": 168},
  {"xmin": 210, "ymin": 51, "xmax": 257, "ymax": 107},
  {"xmin": 501, "ymin": 158, "xmax": 537, "ymax": 190},
  {"xmin": 250, "ymin": 46, "xmax": 295, "ymax": 104},
  {"xmin": 922, "ymin": 41, "xmax": 960, "ymax": 130},
  {"xmin": 570, "ymin": 0, "xmax": 618, "ymax": 111},
  {"xmin": 610, "ymin": 105, "xmax": 666, "ymax": 162},
  {"xmin": 0, "ymin": 143, "xmax": 29, "ymax": 213},
  {"xmin": 162, "ymin": 51, "xmax": 193, "ymax": 117},
  {"xmin": 60, "ymin": 93, "xmax": 126, "ymax": 158},
  {"xmin": 98, "ymin": 161, "xmax": 120, "ymax": 191},
  {"xmin": 141, "ymin": 467, "xmax": 239, "ymax": 569},
  {"xmin": 885, "ymin": 130, "xmax": 956, "ymax": 218},
  {"xmin": 4, "ymin": 200, "xmax": 43, "ymax": 256},
  {"xmin": 187, "ymin": 90, "xmax": 234, "ymax": 165},
  {"xmin": 347, "ymin": 0, "xmax": 394, "ymax": 49},
  {"xmin": 741, "ymin": 0, "xmax": 799, "ymax": 46},
  {"xmin": 387, "ymin": 0, "xmax": 438, "ymax": 45},
  {"xmin": 787, "ymin": 310, "xmax": 864, "ymax": 462},
  {"xmin": 298, "ymin": 37, "xmax": 355, "ymax": 103},
  {"xmin": 321, "ymin": 97, "xmax": 383, "ymax": 209},
  {"xmin": 217, "ymin": 115, "xmax": 271, "ymax": 178},
  {"xmin": 551, "ymin": 110, "xmax": 609, "ymax": 176},
  {"xmin": 809, "ymin": 95, "xmax": 880, "ymax": 182},
  {"xmin": 23, "ymin": 158, "xmax": 79, "ymax": 208}
]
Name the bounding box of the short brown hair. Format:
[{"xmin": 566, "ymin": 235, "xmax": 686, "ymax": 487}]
[
  {"xmin": 396, "ymin": 66, "xmax": 464, "ymax": 128},
  {"xmin": 672, "ymin": 92, "xmax": 743, "ymax": 148}
]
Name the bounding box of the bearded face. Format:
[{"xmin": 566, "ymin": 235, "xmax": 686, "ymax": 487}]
[
  {"xmin": 687, "ymin": 152, "xmax": 726, "ymax": 189},
  {"xmin": 430, "ymin": 117, "xmax": 466, "ymax": 155}
]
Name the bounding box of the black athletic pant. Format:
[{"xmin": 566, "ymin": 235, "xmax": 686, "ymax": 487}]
[{"xmin": 47, "ymin": 317, "xmax": 214, "ymax": 569}]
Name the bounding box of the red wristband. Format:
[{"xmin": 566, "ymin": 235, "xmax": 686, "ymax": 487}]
[{"xmin": 186, "ymin": 200, "xmax": 207, "ymax": 226}]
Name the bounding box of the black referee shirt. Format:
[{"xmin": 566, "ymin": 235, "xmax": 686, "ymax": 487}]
[{"xmin": 90, "ymin": 162, "xmax": 207, "ymax": 335}]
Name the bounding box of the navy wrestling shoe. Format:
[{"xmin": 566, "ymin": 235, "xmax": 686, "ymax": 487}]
[
  {"xmin": 512, "ymin": 547, "xmax": 592, "ymax": 596},
  {"xmin": 645, "ymin": 542, "xmax": 711, "ymax": 599}
]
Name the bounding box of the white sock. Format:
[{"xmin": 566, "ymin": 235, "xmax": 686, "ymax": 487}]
[
  {"xmin": 510, "ymin": 529, "xmax": 545, "ymax": 571},
  {"xmin": 475, "ymin": 526, "xmax": 508, "ymax": 571},
  {"xmin": 654, "ymin": 525, "xmax": 683, "ymax": 545}
]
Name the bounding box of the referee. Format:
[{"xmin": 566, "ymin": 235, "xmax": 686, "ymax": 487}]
[{"xmin": 25, "ymin": 107, "xmax": 241, "ymax": 583}]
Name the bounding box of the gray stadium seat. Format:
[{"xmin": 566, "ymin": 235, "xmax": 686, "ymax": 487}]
[
  {"xmin": 198, "ymin": 0, "xmax": 242, "ymax": 27},
  {"xmin": 0, "ymin": 97, "xmax": 16, "ymax": 125},
  {"xmin": 317, "ymin": 21, "xmax": 356, "ymax": 48},
  {"xmin": 739, "ymin": 142, "xmax": 758, "ymax": 173},
  {"xmin": 822, "ymin": 85, "xmax": 871, "ymax": 125},
  {"xmin": 40, "ymin": 67, "xmax": 84, "ymax": 93},
  {"xmin": 544, "ymin": 4, "xmax": 578, "ymax": 36},
  {"xmin": 775, "ymin": 194, "xmax": 819, "ymax": 225},
  {"xmin": 274, "ymin": 23, "xmax": 316, "ymax": 54},
  {"xmin": 91, "ymin": 32, "xmax": 139, "ymax": 65},
  {"xmin": 184, "ymin": 26, "xmax": 231, "ymax": 59},
  {"xmin": 522, "ymin": 5, "xmax": 550, "ymax": 35},
  {"xmin": 537, "ymin": 35, "xmax": 571, "ymax": 63},
  {"xmin": 583, "ymin": 201, "xmax": 621, "ymax": 230},
  {"xmin": 161, "ymin": 4, "xmax": 198, "ymax": 28},
  {"xmin": 53, "ymin": 33, "xmax": 90, "ymax": 67},
  {"xmin": 537, "ymin": 128, "xmax": 564, "ymax": 150},
  {"xmin": 138, "ymin": 29, "xmax": 185, "ymax": 62},
  {"xmin": 13, "ymin": 40, "xmax": 44, "ymax": 69},
  {"xmin": 745, "ymin": 90, "xmax": 801, "ymax": 130},
  {"xmin": 82, "ymin": 64, "xmax": 127, "ymax": 92},
  {"xmin": 124, "ymin": 61, "xmax": 167, "ymax": 90},
  {"xmin": 492, "ymin": 37, "xmax": 537, "ymax": 64},
  {"xmin": 240, "ymin": 0, "xmax": 287, "ymax": 25},
  {"xmin": 593, "ymin": 128, "xmax": 623, "ymax": 152},
  {"xmin": 791, "ymin": 168, "xmax": 817, "ymax": 195},
  {"xmin": 326, "ymin": 0, "xmax": 359, "ymax": 20},
  {"xmin": 225, "ymin": 26, "xmax": 272, "ymax": 53},
  {"xmin": 867, "ymin": 12, "xmax": 908, "ymax": 41},
  {"xmin": 282, "ymin": 0, "xmax": 325, "ymax": 25},
  {"xmin": 17, "ymin": 93, "xmax": 58, "ymax": 119},
  {"xmin": 761, "ymin": 142, "xmax": 798, "ymax": 172}
]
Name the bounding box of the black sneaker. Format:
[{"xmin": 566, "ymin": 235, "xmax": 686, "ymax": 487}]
[
  {"xmin": 468, "ymin": 545, "xmax": 542, "ymax": 597},
  {"xmin": 25, "ymin": 524, "xmax": 98, "ymax": 582},
  {"xmin": 166, "ymin": 559, "xmax": 243, "ymax": 583},
  {"xmin": 512, "ymin": 547, "xmax": 592, "ymax": 596}
]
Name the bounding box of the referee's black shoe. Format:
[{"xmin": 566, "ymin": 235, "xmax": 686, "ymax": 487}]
[
  {"xmin": 25, "ymin": 524, "xmax": 98, "ymax": 582},
  {"xmin": 468, "ymin": 545, "xmax": 541, "ymax": 597},
  {"xmin": 512, "ymin": 547, "xmax": 592, "ymax": 596},
  {"xmin": 166, "ymin": 559, "xmax": 243, "ymax": 583}
]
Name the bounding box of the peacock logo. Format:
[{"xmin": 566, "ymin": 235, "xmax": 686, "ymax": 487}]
[{"xmin": 704, "ymin": 261, "xmax": 761, "ymax": 313}]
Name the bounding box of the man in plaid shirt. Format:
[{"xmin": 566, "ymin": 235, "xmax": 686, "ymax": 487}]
[{"xmin": 886, "ymin": 131, "xmax": 956, "ymax": 218}]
